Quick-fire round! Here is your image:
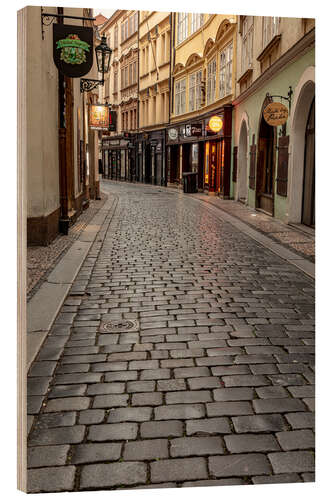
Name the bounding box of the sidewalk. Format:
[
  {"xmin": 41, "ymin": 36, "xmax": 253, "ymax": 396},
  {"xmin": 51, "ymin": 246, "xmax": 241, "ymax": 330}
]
[
  {"xmin": 191, "ymin": 195, "xmax": 315, "ymax": 263},
  {"xmin": 27, "ymin": 193, "xmax": 108, "ymax": 301},
  {"xmin": 26, "ymin": 191, "xmax": 117, "ymax": 369}
]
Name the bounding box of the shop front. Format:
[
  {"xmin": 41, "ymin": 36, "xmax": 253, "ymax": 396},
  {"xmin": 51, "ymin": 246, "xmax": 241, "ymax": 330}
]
[
  {"xmin": 101, "ymin": 136, "xmax": 134, "ymax": 182},
  {"xmin": 167, "ymin": 105, "xmax": 232, "ymax": 196},
  {"xmin": 135, "ymin": 129, "xmax": 166, "ymax": 186}
]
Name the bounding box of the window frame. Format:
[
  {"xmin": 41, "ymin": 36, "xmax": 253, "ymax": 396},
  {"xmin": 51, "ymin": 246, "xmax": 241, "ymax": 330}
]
[
  {"xmin": 177, "ymin": 13, "xmax": 189, "ymax": 45},
  {"xmin": 207, "ymin": 57, "xmax": 217, "ymax": 105},
  {"xmin": 191, "ymin": 13, "xmax": 204, "ymax": 34},
  {"xmin": 241, "ymin": 16, "xmax": 253, "ymax": 74},
  {"xmin": 189, "ymin": 70, "xmax": 202, "ymax": 112},
  {"xmin": 219, "ymin": 43, "xmax": 233, "ymax": 99},
  {"xmin": 175, "ymin": 78, "xmax": 186, "ymax": 115},
  {"xmin": 262, "ymin": 16, "xmax": 280, "ymax": 48}
]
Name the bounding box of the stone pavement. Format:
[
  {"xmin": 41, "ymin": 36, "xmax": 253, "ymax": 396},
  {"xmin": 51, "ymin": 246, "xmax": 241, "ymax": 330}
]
[
  {"xmin": 27, "ymin": 180, "xmax": 315, "ymax": 493},
  {"xmin": 27, "ymin": 193, "xmax": 108, "ymax": 301},
  {"xmin": 190, "ymin": 194, "xmax": 315, "ymax": 263}
]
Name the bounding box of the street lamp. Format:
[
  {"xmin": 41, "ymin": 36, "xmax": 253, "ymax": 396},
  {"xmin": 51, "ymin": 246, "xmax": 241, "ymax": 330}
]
[{"xmin": 80, "ymin": 35, "xmax": 112, "ymax": 92}]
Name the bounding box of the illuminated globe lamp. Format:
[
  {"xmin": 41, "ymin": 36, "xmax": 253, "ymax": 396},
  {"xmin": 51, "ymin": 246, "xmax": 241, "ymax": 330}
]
[{"xmin": 80, "ymin": 35, "xmax": 112, "ymax": 93}]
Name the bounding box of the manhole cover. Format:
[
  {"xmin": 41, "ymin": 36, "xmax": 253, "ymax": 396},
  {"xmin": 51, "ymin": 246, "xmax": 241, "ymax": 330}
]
[{"xmin": 99, "ymin": 319, "xmax": 139, "ymax": 333}]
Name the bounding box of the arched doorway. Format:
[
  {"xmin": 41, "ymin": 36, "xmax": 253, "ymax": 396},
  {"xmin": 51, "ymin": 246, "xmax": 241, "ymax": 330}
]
[
  {"xmin": 302, "ymin": 98, "xmax": 315, "ymax": 227},
  {"xmin": 288, "ymin": 67, "xmax": 315, "ymax": 224},
  {"xmin": 237, "ymin": 120, "xmax": 248, "ymax": 202},
  {"xmin": 256, "ymin": 111, "xmax": 275, "ymax": 215}
]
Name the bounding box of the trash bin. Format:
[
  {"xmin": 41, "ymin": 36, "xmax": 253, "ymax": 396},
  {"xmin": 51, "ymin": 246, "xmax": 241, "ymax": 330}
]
[{"xmin": 183, "ymin": 172, "xmax": 198, "ymax": 193}]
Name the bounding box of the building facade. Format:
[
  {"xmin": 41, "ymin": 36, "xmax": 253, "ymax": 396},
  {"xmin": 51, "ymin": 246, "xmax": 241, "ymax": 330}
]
[
  {"xmin": 232, "ymin": 16, "xmax": 315, "ymax": 225},
  {"xmin": 167, "ymin": 13, "xmax": 237, "ymax": 195},
  {"xmin": 137, "ymin": 10, "xmax": 171, "ymax": 185},
  {"xmin": 19, "ymin": 5, "xmax": 100, "ymax": 246},
  {"xmin": 100, "ymin": 10, "xmax": 139, "ymax": 182}
]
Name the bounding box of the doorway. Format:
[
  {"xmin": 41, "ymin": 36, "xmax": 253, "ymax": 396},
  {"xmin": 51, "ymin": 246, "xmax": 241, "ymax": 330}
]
[
  {"xmin": 302, "ymin": 98, "xmax": 315, "ymax": 227},
  {"xmin": 209, "ymin": 141, "xmax": 217, "ymax": 193},
  {"xmin": 144, "ymin": 144, "xmax": 151, "ymax": 183},
  {"xmin": 256, "ymin": 115, "xmax": 275, "ymax": 215},
  {"xmin": 237, "ymin": 120, "xmax": 248, "ymax": 202}
]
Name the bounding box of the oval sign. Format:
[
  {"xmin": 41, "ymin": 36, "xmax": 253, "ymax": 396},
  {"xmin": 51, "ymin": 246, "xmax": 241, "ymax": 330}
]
[
  {"xmin": 263, "ymin": 102, "xmax": 289, "ymax": 126},
  {"xmin": 168, "ymin": 128, "xmax": 178, "ymax": 140},
  {"xmin": 208, "ymin": 115, "xmax": 223, "ymax": 133}
]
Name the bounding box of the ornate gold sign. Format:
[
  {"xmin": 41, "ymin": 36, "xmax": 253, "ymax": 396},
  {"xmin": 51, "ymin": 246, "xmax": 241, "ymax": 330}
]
[{"xmin": 263, "ymin": 102, "xmax": 289, "ymax": 126}]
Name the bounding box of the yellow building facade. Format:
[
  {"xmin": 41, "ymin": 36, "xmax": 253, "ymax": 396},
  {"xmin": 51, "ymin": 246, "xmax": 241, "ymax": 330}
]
[
  {"xmin": 100, "ymin": 10, "xmax": 139, "ymax": 182},
  {"xmin": 136, "ymin": 11, "xmax": 171, "ymax": 184},
  {"xmin": 167, "ymin": 13, "xmax": 237, "ymax": 194}
]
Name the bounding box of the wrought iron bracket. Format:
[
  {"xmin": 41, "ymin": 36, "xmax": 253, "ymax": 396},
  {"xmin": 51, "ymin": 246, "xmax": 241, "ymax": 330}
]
[
  {"xmin": 80, "ymin": 78, "xmax": 104, "ymax": 93},
  {"xmin": 41, "ymin": 8, "xmax": 95, "ymax": 40},
  {"xmin": 266, "ymin": 86, "xmax": 293, "ymax": 112}
]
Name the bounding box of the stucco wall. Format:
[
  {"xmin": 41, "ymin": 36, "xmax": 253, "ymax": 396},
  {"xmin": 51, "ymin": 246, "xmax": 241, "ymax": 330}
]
[
  {"xmin": 233, "ymin": 47, "xmax": 315, "ymax": 221},
  {"xmin": 26, "ymin": 6, "xmax": 59, "ymax": 219}
]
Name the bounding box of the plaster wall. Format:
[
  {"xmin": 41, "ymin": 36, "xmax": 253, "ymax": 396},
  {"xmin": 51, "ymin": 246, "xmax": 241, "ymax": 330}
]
[{"xmin": 233, "ymin": 47, "xmax": 315, "ymax": 222}]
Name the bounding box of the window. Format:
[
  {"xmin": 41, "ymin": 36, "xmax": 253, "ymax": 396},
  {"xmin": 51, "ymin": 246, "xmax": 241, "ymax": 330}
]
[
  {"xmin": 121, "ymin": 23, "xmax": 125, "ymax": 42},
  {"xmin": 114, "ymin": 72, "xmax": 118, "ymax": 93},
  {"xmin": 104, "ymin": 76, "xmax": 110, "ymax": 99},
  {"xmin": 241, "ymin": 16, "xmax": 253, "ymax": 74},
  {"xmin": 129, "ymin": 15, "xmax": 134, "ymax": 36},
  {"xmin": 263, "ymin": 16, "xmax": 280, "ymax": 47},
  {"xmin": 175, "ymin": 78, "xmax": 186, "ymax": 115},
  {"xmin": 134, "ymin": 12, "xmax": 138, "ymax": 32},
  {"xmin": 191, "ymin": 13, "xmax": 204, "ymax": 34},
  {"xmin": 129, "ymin": 63, "xmax": 132, "ymax": 86},
  {"xmin": 114, "ymin": 25, "xmax": 118, "ymax": 48},
  {"xmin": 189, "ymin": 70, "xmax": 202, "ymax": 112},
  {"xmin": 219, "ymin": 43, "xmax": 233, "ymax": 98},
  {"xmin": 133, "ymin": 61, "xmax": 137, "ymax": 83},
  {"xmin": 207, "ymin": 58, "xmax": 216, "ymax": 104},
  {"xmin": 177, "ymin": 13, "xmax": 188, "ymax": 45},
  {"xmin": 124, "ymin": 66, "xmax": 128, "ymax": 87}
]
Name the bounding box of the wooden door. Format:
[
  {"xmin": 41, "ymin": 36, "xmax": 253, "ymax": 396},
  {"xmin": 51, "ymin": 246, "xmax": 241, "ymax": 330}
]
[
  {"xmin": 256, "ymin": 119, "xmax": 274, "ymax": 215},
  {"xmin": 302, "ymin": 99, "xmax": 315, "ymax": 227}
]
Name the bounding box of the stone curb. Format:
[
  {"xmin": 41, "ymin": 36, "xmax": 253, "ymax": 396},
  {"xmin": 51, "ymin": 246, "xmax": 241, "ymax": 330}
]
[{"xmin": 26, "ymin": 193, "xmax": 116, "ymax": 370}]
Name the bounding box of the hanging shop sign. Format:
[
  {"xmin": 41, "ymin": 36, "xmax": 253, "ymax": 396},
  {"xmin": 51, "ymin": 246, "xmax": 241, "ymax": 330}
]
[
  {"xmin": 53, "ymin": 24, "xmax": 93, "ymax": 78},
  {"xmin": 191, "ymin": 124, "xmax": 202, "ymax": 136},
  {"xmin": 263, "ymin": 101, "xmax": 289, "ymax": 126},
  {"xmin": 168, "ymin": 128, "xmax": 178, "ymax": 140},
  {"xmin": 185, "ymin": 124, "xmax": 192, "ymax": 137},
  {"xmin": 89, "ymin": 104, "xmax": 109, "ymax": 130},
  {"xmin": 208, "ymin": 115, "xmax": 223, "ymax": 133},
  {"xmin": 108, "ymin": 110, "xmax": 117, "ymax": 132}
]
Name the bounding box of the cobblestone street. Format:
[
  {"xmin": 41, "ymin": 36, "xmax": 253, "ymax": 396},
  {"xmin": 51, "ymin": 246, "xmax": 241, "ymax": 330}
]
[{"xmin": 27, "ymin": 181, "xmax": 315, "ymax": 492}]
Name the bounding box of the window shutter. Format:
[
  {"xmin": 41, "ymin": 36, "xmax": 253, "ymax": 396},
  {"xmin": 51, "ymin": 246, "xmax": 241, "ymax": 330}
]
[
  {"xmin": 249, "ymin": 134, "xmax": 256, "ymax": 190},
  {"xmin": 276, "ymin": 135, "xmax": 289, "ymax": 196},
  {"xmin": 232, "ymin": 146, "xmax": 238, "ymax": 182}
]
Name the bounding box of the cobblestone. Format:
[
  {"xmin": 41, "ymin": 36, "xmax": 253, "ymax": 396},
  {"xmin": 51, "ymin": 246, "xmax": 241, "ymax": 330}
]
[
  {"xmin": 209, "ymin": 454, "xmax": 271, "ymax": 477},
  {"xmin": 80, "ymin": 462, "xmax": 147, "ymax": 489},
  {"xmin": 27, "ymin": 181, "xmax": 315, "ymax": 492},
  {"xmin": 151, "ymin": 457, "xmax": 208, "ymax": 482}
]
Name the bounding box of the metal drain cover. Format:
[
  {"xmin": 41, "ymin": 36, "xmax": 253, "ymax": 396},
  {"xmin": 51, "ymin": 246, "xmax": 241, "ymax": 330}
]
[{"xmin": 100, "ymin": 319, "xmax": 139, "ymax": 333}]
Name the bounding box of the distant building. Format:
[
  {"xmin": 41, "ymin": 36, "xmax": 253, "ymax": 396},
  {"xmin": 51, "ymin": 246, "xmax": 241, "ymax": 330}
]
[
  {"xmin": 99, "ymin": 10, "xmax": 139, "ymax": 182},
  {"xmin": 137, "ymin": 10, "xmax": 172, "ymax": 185},
  {"xmin": 167, "ymin": 13, "xmax": 237, "ymax": 195},
  {"xmin": 94, "ymin": 13, "xmax": 108, "ymax": 27}
]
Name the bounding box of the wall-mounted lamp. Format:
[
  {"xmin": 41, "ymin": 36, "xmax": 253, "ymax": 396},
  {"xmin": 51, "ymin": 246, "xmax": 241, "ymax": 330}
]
[{"xmin": 80, "ymin": 35, "xmax": 112, "ymax": 93}]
